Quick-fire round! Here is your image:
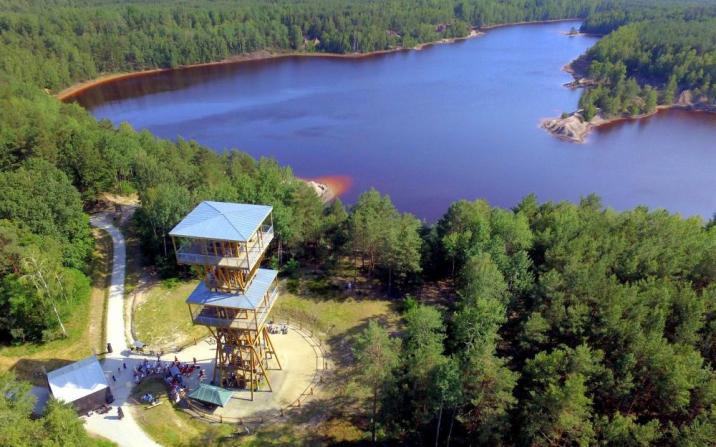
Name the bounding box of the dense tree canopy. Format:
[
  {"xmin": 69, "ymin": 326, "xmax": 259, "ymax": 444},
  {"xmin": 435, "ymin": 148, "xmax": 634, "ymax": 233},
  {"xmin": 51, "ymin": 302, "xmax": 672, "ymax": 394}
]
[
  {"xmin": 576, "ymin": 1, "xmax": 716, "ymax": 120},
  {"xmin": 347, "ymin": 189, "xmax": 422, "ymax": 290},
  {"xmin": 0, "ymin": 372, "xmax": 109, "ymax": 446},
  {"xmin": 358, "ymin": 196, "xmax": 716, "ymax": 445},
  {"xmin": 0, "ymin": 0, "xmax": 603, "ymax": 91},
  {"xmin": 0, "ymin": 0, "xmax": 715, "ymax": 444}
]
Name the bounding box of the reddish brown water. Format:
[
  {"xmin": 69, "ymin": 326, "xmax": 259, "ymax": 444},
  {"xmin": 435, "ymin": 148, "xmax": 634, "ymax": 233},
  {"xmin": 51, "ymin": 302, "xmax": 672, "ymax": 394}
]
[{"xmin": 71, "ymin": 22, "xmax": 716, "ymax": 221}]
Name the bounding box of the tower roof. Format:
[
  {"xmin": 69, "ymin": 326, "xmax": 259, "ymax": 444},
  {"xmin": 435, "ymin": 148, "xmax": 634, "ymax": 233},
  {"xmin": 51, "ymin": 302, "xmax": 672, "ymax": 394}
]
[
  {"xmin": 169, "ymin": 201, "xmax": 272, "ymax": 242},
  {"xmin": 186, "ymin": 268, "xmax": 278, "ymax": 309}
]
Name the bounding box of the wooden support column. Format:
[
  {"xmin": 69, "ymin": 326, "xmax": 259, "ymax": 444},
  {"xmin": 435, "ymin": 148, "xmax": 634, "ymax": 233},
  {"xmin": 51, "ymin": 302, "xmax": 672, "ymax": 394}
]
[
  {"xmin": 251, "ymin": 345, "xmax": 272, "ymax": 392},
  {"xmin": 249, "ymin": 347, "xmax": 254, "ymax": 401},
  {"xmin": 211, "ymin": 328, "xmax": 221, "ymax": 384},
  {"xmin": 263, "ymin": 326, "xmax": 282, "ymax": 370},
  {"xmin": 213, "ymin": 240, "xmax": 219, "ymax": 256}
]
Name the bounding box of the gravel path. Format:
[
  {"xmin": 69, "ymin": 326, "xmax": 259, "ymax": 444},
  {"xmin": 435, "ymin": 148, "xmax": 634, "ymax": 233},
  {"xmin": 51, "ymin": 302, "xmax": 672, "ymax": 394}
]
[{"xmin": 86, "ymin": 214, "xmax": 160, "ymax": 447}]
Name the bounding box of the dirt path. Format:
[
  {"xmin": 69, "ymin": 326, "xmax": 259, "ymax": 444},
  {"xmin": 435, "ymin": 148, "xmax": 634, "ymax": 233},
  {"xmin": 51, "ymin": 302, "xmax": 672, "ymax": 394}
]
[{"xmin": 86, "ymin": 214, "xmax": 160, "ymax": 447}]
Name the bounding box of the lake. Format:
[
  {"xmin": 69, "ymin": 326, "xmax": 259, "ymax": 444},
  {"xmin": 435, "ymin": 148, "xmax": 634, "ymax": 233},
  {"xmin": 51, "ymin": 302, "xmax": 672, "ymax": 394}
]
[{"xmin": 71, "ymin": 21, "xmax": 716, "ymax": 221}]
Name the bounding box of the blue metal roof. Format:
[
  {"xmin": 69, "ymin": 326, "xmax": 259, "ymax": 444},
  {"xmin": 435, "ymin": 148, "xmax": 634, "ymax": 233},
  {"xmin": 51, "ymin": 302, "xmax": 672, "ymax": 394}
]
[
  {"xmin": 186, "ymin": 269, "xmax": 278, "ymax": 309},
  {"xmin": 169, "ymin": 201, "xmax": 272, "ymax": 242}
]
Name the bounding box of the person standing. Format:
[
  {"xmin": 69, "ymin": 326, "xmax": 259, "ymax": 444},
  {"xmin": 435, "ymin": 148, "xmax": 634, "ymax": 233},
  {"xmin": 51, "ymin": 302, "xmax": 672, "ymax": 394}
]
[{"xmin": 117, "ymin": 406, "xmax": 124, "ymax": 420}]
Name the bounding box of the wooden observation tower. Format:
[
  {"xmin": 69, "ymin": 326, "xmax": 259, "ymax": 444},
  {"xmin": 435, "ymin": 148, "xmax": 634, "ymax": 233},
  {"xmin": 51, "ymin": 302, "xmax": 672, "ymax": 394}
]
[{"xmin": 169, "ymin": 201, "xmax": 281, "ymax": 400}]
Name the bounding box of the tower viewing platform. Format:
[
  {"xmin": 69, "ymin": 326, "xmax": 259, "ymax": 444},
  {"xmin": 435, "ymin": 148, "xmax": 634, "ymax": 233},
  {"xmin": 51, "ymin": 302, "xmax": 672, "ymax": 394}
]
[
  {"xmin": 186, "ymin": 268, "xmax": 279, "ymax": 331},
  {"xmin": 170, "ymin": 201, "xmax": 274, "ymax": 293}
]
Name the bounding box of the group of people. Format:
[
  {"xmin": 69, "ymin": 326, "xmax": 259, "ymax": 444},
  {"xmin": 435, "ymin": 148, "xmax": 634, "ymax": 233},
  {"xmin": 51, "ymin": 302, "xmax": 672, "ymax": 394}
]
[
  {"xmin": 221, "ymin": 372, "xmax": 248, "ymax": 389},
  {"xmin": 103, "ymin": 354, "xmax": 211, "ymax": 415},
  {"xmin": 140, "ymin": 393, "xmax": 157, "ymax": 404},
  {"xmin": 267, "ymin": 321, "xmax": 288, "ymax": 335},
  {"xmin": 132, "ymin": 358, "xmax": 165, "ymax": 384},
  {"xmin": 133, "ymin": 357, "xmax": 205, "ymax": 383}
]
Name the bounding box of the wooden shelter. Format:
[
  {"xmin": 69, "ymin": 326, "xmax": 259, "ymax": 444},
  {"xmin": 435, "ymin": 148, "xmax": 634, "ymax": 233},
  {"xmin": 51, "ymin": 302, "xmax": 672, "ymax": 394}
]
[
  {"xmin": 170, "ymin": 201, "xmax": 281, "ymax": 400},
  {"xmin": 46, "ymin": 355, "xmax": 113, "ymax": 415}
]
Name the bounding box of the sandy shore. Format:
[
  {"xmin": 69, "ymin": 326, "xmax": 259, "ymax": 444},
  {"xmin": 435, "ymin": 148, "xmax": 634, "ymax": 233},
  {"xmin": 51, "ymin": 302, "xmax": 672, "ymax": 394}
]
[{"xmin": 302, "ymin": 176, "xmax": 353, "ymax": 203}]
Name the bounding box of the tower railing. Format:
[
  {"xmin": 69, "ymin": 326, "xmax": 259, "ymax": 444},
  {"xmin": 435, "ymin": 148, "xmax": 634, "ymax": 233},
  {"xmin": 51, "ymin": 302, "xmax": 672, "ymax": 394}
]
[
  {"xmin": 189, "ymin": 285, "xmax": 279, "ymax": 331},
  {"xmin": 175, "ymin": 227, "xmax": 274, "ymax": 268}
]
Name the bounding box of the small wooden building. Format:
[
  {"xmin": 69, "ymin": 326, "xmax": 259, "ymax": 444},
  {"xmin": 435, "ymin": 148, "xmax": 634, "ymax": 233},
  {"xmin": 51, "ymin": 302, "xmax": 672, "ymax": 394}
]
[{"xmin": 46, "ymin": 355, "xmax": 113, "ymax": 415}]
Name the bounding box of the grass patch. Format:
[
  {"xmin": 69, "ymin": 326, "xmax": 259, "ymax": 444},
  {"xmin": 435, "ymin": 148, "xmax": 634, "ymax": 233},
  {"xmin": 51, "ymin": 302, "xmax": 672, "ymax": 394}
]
[
  {"xmin": 89, "ymin": 434, "xmax": 118, "ymax": 447},
  {"xmin": 275, "ymin": 289, "xmax": 399, "ymax": 337},
  {"xmin": 130, "ymin": 378, "xmax": 232, "ymax": 447},
  {"xmin": 241, "ymin": 422, "xmax": 324, "ymax": 446},
  {"xmin": 134, "ymin": 279, "xmax": 208, "ymax": 351},
  {"xmin": 269, "ymin": 274, "xmax": 401, "ymax": 443},
  {"xmin": 0, "ymin": 228, "xmax": 111, "ymax": 385}
]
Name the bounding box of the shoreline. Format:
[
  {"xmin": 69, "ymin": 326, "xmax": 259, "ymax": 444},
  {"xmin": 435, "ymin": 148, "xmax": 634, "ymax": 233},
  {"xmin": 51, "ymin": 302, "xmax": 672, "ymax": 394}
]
[
  {"xmin": 543, "ymin": 58, "xmax": 716, "ymax": 143},
  {"xmin": 302, "ymin": 175, "xmax": 353, "ymax": 203},
  {"xmin": 542, "ymin": 102, "xmax": 716, "ymax": 144},
  {"xmin": 56, "ymin": 30, "xmax": 484, "ymax": 102},
  {"xmin": 56, "ymin": 18, "xmax": 588, "ymax": 102},
  {"xmin": 479, "ymin": 17, "xmax": 578, "ymax": 31}
]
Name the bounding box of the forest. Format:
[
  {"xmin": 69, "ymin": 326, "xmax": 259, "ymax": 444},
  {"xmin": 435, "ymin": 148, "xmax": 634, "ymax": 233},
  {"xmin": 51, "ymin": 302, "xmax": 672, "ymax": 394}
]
[
  {"xmin": 356, "ymin": 195, "xmax": 716, "ymax": 445},
  {"xmin": 577, "ymin": 1, "xmax": 716, "ymax": 120},
  {"xmin": 0, "ymin": 0, "xmax": 603, "ymax": 91},
  {"xmin": 0, "ymin": 0, "xmax": 609, "ymax": 346},
  {"xmin": 0, "ymin": 0, "xmax": 715, "ymax": 445}
]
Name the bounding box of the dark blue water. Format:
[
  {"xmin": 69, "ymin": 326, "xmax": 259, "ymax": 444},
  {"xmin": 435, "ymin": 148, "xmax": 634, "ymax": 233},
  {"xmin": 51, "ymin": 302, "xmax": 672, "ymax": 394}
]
[{"xmin": 74, "ymin": 22, "xmax": 716, "ymax": 221}]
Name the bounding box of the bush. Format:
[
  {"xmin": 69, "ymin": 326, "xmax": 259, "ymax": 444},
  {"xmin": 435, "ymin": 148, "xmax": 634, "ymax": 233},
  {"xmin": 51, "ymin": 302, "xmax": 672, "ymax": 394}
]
[{"xmin": 283, "ymin": 258, "xmax": 300, "ymax": 277}]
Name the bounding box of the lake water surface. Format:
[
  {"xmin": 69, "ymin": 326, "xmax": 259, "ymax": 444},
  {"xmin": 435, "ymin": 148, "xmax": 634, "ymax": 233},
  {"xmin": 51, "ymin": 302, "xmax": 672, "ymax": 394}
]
[{"xmin": 73, "ymin": 21, "xmax": 716, "ymax": 221}]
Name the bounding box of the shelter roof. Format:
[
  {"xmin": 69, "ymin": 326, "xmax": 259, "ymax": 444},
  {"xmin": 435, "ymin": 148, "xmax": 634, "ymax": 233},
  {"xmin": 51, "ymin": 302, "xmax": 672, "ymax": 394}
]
[
  {"xmin": 46, "ymin": 356, "xmax": 108, "ymax": 403},
  {"xmin": 187, "ymin": 383, "xmax": 233, "ymax": 407}
]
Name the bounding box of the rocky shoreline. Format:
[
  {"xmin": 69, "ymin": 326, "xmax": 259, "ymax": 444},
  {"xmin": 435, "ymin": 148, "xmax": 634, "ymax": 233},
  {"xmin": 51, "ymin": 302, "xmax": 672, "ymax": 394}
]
[
  {"xmin": 543, "ymin": 90, "xmax": 716, "ymax": 143},
  {"xmin": 541, "ymin": 113, "xmax": 595, "ymax": 143},
  {"xmin": 542, "ymin": 58, "xmax": 716, "ymax": 143}
]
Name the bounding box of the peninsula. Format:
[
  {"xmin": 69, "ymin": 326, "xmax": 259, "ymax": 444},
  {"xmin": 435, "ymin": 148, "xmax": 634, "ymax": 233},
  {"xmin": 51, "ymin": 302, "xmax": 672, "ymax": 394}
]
[{"xmin": 543, "ymin": 15, "xmax": 716, "ymax": 143}]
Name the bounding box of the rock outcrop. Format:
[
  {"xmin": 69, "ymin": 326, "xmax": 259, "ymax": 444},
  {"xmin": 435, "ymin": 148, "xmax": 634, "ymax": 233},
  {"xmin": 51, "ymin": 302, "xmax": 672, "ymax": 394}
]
[
  {"xmin": 541, "ymin": 113, "xmax": 591, "ymax": 143},
  {"xmin": 304, "ymin": 180, "xmax": 335, "ymax": 203},
  {"xmin": 676, "ymin": 89, "xmax": 716, "ymax": 112}
]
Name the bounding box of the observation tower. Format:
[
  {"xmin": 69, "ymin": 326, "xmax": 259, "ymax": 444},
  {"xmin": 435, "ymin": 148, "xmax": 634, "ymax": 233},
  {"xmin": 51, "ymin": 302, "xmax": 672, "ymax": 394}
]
[{"xmin": 169, "ymin": 201, "xmax": 281, "ymax": 400}]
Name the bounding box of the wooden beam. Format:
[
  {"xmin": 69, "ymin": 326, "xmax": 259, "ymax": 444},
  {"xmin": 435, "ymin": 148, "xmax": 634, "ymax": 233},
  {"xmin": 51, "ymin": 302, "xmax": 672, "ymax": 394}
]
[
  {"xmin": 263, "ymin": 326, "xmax": 282, "ymax": 370},
  {"xmin": 251, "ymin": 345, "xmax": 272, "ymax": 392}
]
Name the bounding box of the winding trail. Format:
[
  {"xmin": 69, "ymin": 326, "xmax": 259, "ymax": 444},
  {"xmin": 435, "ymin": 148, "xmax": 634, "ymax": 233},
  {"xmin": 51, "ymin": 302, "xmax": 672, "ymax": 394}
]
[{"xmin": 86, "ymin": 214, "xmax": 160, "ymax": 447}]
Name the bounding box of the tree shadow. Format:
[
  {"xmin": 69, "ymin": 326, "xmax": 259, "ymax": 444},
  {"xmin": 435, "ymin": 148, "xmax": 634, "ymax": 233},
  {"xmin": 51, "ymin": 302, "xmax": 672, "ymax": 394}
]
[{"xmin": 10, "ymin": 357, "xmax": 74, "ymax": 386}]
